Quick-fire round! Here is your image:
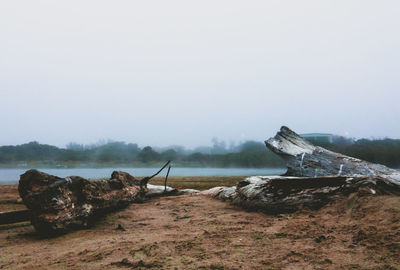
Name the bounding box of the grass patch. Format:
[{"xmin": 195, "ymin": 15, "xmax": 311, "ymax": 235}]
[{"xmin": 147, "ymin": 176, "xmax": 245, "ymax": 190}]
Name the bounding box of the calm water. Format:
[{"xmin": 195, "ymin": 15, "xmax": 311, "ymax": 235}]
[{"xmin": 0, "ymin": 167, "xmax": 286, "ymax": 185}]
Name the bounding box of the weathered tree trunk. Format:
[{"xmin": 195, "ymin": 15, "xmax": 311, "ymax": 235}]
[
  {"xmin": 18, "ymin": 169, "xmax": 150, "ymax": 233},
  {"xmin": 205, "ymin": 126, "xmax": 400, "ymax": 213},
  {"xmin": 17, "ymin": 163, "xmax": 193, "ymax": 234},
  {"xmin": 265, "ymin": 126, "xmax": 400, "ymax": 185},
  {"xmin": 204, "ymin": 175, "xmax": 400, "ymax": 213}
]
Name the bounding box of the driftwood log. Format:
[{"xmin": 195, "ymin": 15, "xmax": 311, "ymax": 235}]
[
  {"xmin": 15, "ymin": 161, "xmax": 197, "ymax": 233},
  {"xmin": 18, "ymin": 169, "xmax": 148, "ymax": 233},
  {"xmin": 204, "ymin": 175, "xmax": 400, "ymax": 213},
  {"xmin": 265, "ymin": 126, "xmax": 400, "ymax": 185},
  {"xmin": 205, "ymin": 126, "xmax": 400, "ymax": 212}
]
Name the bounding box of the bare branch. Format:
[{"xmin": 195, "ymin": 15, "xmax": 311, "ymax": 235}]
[
  {"xmin": 140, "ymin": 160, "xmax": 171, "ymax": 185},
  {"xmin": 164, "ymin": 165, "xmax": 171, "ymax": 192}
]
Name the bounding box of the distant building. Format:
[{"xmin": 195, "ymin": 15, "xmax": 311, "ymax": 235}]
[{"xmin": 300, "ymin": 133, "xmax": 333, "ymax": 144}]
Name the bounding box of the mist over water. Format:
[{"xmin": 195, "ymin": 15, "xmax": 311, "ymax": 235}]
[{"xmin": 0, "ymin": 167, "xmax": 286, "ymax": 185}]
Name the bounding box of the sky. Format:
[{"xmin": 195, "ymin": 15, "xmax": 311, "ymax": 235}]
[{"xmin": 0, "ymin": 1, "xmax": 399, "ymax": 148}]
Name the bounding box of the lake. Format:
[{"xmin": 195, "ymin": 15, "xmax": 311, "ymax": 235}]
[{"xmin": 0, "ymin": 167, "xmax": 286, "ymax": 185}]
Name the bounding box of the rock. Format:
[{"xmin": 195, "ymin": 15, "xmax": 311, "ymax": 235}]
[{"xmin": 115, "ymin": 224, "xmax": 126, "ymax": 231}]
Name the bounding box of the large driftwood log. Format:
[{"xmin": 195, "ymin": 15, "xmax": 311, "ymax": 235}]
[
  {"xmin": 205, "ymin": 126, "xmax": 400, "ymax": 213},
  {"xmin": 204, "ymin": 175, "xmax": 400, "ymax": 213},
  {"xmin": 265, "ymin": 126, "xmax": 400, "ymax": 185},
  {"xmin": 17, "ymin": 163, "xmax": 196, "ymax": 233},
  {"xmin": 18, "ymin": 170, "xmax": 150, "ymax": 233}
]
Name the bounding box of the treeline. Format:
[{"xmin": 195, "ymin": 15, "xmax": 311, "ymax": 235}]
[
  {"xmin": 0, "ymin": 141, "xmax": 284, "ymax": 168},
  {"xmin": 1, "ymin": 137, "xmax": 400, "ymax": 168},
  {"xmin": 309, "ymin": 138, "xmax": 400, "ymax": 168}
]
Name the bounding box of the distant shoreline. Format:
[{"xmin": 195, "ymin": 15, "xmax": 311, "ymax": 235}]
[
  {"xmin": 0, "ymin": 167, "xmax": 287, "ymax": 185},
  {"xmin": 0, "ymin": 163, "xmax": 285, "ymax": 169}
]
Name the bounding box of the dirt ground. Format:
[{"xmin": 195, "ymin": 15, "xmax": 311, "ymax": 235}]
[{"xmin": 0, "ymin": 184, "xmax": 399, "ymax": 270}]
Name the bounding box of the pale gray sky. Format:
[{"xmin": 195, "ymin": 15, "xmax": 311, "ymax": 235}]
[{"xmin": 0, "ymin": 1, "xmax": 399, "ymax": 148}]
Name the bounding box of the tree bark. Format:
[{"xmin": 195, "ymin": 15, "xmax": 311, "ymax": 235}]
[
  {"xmin": 17, "ymin": 164, "xmax": 195, "ymax": 234},
  {"xmin": 204, "ymin": 175, "xmax": 400, "ymax": 213},
  {"xmin": 265, "ymin": 126, "xmax": 400, "ymax": 185},
  {"xmin": 205, "ymin": 126, "xmax": 400, "ymax": 213},
  {"xmin": 17, "ymin": 169, "xmax": 149, "ymax": 233}
]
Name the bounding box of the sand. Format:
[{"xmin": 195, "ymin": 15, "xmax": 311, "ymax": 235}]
[{"xmin": 0, "ymin": 184, "xmax": 399, "ymax": 269}]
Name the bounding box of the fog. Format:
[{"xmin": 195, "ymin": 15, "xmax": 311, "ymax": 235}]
[{"xmin": 1, "ymin": 1, "xmax": 399, "ymax": 148}]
